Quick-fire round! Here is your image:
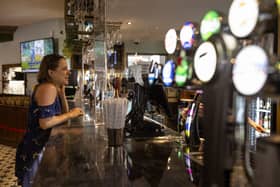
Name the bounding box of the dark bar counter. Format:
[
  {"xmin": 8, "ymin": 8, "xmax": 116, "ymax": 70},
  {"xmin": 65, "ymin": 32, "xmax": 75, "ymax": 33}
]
[{"xmin": 27, "ymin": 114, "xmax": 197, "ymax": 187}]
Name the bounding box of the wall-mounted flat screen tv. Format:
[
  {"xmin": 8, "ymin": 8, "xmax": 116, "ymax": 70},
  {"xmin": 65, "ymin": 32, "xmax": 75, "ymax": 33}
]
[{"xmin": 20, "ymin": 37, "xmax": 55, "ymax": 73}]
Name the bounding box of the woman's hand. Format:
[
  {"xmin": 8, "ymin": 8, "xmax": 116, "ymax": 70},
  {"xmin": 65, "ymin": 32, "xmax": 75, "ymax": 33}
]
[{"xmin": 68, "ymin": 107, "xmax": 84, "ymax": 119}]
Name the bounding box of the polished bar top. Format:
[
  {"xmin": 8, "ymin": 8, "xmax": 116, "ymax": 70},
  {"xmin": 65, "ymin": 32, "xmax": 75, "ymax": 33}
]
[{"xmin": 29, "ymin": 115, "xmax": 197, "ymax": 186}]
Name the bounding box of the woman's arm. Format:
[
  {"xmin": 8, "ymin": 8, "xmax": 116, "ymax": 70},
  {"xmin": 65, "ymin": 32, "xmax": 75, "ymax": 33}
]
[
  {"xmin": 39, "ymin": 108, "xmax": 83, "ymax": 129},
  {"xmin": 247, "ymin": 117, "xmax": 266, "ymax": 133},
  {"xmin": 35, "ymin": 83, "xmax": 83, "ymax": 130}
]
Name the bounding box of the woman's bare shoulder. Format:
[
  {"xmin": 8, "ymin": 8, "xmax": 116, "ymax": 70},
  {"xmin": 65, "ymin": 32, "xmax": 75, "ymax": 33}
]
[{"xmin": 35, "ymin": 83, "xmax": 57, "ymax": 106}]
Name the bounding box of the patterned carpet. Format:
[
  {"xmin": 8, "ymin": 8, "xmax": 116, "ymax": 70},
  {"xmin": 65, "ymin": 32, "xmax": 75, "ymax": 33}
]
[{"xmin": 0, "ymin": 144, "xmax": 19, "ymax": 187}]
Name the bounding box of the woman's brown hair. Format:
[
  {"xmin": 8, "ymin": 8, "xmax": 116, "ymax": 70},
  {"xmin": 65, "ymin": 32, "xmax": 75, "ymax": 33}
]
[{"xmin": 37, "ymin": 54, "xmax": 65, "ymax": 83}]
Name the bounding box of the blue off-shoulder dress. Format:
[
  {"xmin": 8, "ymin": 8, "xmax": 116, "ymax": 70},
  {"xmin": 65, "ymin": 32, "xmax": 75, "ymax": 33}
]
[{"xmin": 15, "ymin": 89, "xmax": 62, "ymax": 185}]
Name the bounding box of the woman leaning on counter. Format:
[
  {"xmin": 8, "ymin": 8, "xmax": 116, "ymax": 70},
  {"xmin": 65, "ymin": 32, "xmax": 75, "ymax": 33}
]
[{"xmin": 15, "ymin": 54, "xmax": 84, "ymax": 186}]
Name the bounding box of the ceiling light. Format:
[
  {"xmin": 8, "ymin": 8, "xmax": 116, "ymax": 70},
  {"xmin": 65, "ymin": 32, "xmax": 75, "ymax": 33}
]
[{"xmin": 127, "ymin": 21, "xmax": 132, "ymax": 25}]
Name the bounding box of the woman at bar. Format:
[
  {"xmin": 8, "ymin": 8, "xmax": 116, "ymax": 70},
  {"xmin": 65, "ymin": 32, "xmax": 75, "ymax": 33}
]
[{"xmin": 15, "ymin": 54, "xmax": 84, "ymax": 186}]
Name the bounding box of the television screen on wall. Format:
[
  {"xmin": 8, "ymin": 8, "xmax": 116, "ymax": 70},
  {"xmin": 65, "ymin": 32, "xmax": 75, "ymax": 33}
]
[{"xmin": 20, "ymin": 37, "xmax": 55, "ymax": 73}]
